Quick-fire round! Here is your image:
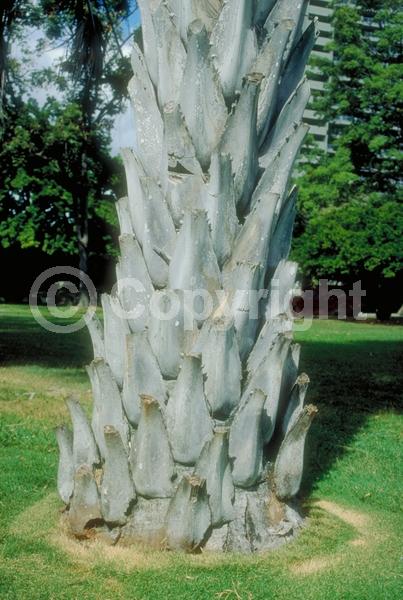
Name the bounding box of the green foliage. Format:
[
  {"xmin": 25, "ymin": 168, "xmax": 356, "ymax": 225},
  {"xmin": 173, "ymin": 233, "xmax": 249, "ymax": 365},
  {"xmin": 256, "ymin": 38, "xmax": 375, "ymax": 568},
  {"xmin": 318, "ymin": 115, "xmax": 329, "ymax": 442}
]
[
  {"xmin": 0, "ymin": 98, "xmax": 120, "ymax": 257},
  {"xmin": 294, "ymin": 190, "xmax": 402, "ymax": 282},
  {"xmin": 296, "ymin": 145, "xmax": 360, "ymax": 215},
  {"xmin": 0, "ymin": 2, "xmax": 137, "ymax": 268},
  {"xmin": 294, "ymin": 0, "xmax": 403, "ymax": 297},
  {"xmin": 0, "ymin": 1, "xmax": 35, "ymax": 118},
  {"xmin": 38, "ymin": 0, "xmax": 135, "ymax": 121},
  {"xmin": 313, "ymin": 1, "xmax": 403, "ymax": 191}
]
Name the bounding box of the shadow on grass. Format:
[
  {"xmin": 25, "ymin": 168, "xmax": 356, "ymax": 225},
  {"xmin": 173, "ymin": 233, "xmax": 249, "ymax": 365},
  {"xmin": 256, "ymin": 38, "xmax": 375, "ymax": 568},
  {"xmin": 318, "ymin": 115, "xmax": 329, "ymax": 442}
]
[
  {"xmin": 299, "ymin": 335, "xmax": 403, "ymax": 497},
  {"xmin": 0, "ymin": 310, "xmax": 92, "ymax": 368}
]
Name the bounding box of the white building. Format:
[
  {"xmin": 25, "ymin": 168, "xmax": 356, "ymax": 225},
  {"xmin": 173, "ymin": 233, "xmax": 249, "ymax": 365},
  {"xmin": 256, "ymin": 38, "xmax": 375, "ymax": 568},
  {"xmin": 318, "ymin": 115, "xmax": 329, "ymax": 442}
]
[{"xmin": 304, "ymin": 0, "xmax": 334, "ymax": 150}]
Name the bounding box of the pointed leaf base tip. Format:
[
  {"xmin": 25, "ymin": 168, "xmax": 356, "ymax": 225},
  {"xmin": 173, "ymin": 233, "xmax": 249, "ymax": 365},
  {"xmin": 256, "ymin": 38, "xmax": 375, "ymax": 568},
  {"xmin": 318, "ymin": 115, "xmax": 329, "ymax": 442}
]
[{"xmin": 166, "ymin": 475, "xmax": 211, "ymax": 551}]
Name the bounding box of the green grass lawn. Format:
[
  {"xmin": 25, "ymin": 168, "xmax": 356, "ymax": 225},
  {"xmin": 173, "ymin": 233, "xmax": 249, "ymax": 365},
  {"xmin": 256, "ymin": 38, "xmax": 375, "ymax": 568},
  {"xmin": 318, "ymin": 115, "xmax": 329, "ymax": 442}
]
[{"xmin": 0, "ymin": 304, "xmax": 402, "ymax": 599}]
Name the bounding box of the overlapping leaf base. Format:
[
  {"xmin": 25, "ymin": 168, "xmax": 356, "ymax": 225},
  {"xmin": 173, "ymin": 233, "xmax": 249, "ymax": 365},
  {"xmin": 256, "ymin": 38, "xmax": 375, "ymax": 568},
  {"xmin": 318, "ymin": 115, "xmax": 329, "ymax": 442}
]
[{"xmin": 57, "ymin": 0, "xmax": 318, "ymax": 553}]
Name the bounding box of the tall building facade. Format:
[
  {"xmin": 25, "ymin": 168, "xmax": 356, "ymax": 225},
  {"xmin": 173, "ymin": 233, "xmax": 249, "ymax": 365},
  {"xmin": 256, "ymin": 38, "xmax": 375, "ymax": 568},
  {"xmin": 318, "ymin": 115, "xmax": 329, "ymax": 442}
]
[{"xmin": 304, "ymin": 0, "xmax": 334, "ymax": 150}]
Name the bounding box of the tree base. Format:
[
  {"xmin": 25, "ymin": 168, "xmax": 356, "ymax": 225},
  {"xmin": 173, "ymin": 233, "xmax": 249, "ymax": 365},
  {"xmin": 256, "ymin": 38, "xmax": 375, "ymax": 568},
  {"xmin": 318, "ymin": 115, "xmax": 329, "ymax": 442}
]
[{"xmin": 65, "ymin": 480, "xmax": 304, "ymax": 554}]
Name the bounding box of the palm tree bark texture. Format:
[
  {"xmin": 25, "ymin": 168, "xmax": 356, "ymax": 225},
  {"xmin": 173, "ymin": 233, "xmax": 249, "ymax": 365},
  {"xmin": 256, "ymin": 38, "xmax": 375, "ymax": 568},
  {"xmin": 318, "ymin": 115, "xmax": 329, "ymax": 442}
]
[{"xmin": 56, "ymin": 0, "xmax": 319, "ymax": 553}]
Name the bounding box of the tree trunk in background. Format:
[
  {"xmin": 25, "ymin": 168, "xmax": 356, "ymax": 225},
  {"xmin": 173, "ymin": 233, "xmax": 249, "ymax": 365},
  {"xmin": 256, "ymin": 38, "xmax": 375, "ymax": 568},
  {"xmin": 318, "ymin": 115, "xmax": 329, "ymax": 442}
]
[
  {"xmin": 0, "ymin": 1, "xmax": 19, "ymax": 121},
  {"xmin": 73, "ymin": 181, "xmax": 89, "ymax": 306},
  {"xmin": 76, "ymin": 219, "xmax": 89, "ymax": 306},
  {"xmin": 57, "ymin": 0, "xmax": 318, "ymax": 553}
]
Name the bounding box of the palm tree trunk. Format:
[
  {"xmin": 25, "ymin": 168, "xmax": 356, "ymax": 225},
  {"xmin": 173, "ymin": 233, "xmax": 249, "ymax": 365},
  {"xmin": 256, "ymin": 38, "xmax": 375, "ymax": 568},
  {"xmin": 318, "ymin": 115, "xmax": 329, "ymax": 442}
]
[{"xmin": 57, "ymin": 0, "xmax": 318, "ymax": 553}]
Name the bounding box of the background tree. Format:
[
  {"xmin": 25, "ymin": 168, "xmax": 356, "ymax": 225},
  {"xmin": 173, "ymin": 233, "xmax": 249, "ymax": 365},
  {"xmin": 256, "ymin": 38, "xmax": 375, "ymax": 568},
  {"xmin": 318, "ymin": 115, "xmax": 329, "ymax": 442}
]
[
  {"xmin": 38, "ymin": 0, "xmax": 136, "ymax": 300},
  {"xmin": 0, "ymin": 0, "xmax": 31, "ymax": 118},
  {"xmin": 0, "ymin": 2, "xmax": 137, "ymax": 301},
  {"xmin": 0, "ymin": 98, "xmax": 121, "ymax": 294},
  {"xmin": 293, "ymin": 0, "xmax": 403, "ymax": 318}
]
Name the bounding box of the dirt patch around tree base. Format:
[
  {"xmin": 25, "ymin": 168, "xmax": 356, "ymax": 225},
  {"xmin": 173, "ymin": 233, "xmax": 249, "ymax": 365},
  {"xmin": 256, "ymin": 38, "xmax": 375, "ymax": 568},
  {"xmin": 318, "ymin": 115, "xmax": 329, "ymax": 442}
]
[
  {"xmin": 9, "ymin": 492, "xmax": 378, "ymax": 575},
  {"xmin": 289, "ymin": 499, "xmax": 373, "ymax": 576}
]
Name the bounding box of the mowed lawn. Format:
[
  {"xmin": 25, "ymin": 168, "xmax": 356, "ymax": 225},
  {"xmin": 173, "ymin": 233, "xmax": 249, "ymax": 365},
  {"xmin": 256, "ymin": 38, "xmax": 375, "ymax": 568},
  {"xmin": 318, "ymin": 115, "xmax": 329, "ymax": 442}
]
[{"xmin": 0, "ymin": 304, "xmax": 402, "ymax": 599}]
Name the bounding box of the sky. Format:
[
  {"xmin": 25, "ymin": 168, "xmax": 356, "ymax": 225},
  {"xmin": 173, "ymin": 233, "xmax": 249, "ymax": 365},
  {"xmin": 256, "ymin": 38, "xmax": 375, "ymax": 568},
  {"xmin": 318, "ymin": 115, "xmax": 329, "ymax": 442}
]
[
  {"xmin": 110, "ymin": 7, "xmax": 140, "ymax": 154},
  {"xmin": 12, "ymin": 8, "xmax": 141, "ymax": 156}
]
